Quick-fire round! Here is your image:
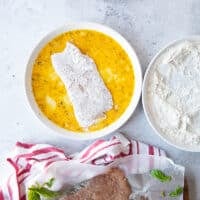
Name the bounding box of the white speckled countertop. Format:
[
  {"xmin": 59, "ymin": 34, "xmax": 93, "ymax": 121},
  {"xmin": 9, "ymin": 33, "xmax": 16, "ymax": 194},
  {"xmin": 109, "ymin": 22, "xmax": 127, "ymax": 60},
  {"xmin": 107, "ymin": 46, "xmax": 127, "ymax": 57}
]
[{"xmin": 0, "ymin": 0, "xmax": 199, "ymax": 199}]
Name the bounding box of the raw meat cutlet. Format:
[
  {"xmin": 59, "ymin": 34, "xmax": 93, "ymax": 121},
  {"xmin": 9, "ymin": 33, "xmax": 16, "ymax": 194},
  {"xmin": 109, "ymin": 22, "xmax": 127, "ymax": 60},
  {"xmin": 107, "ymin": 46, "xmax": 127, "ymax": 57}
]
[{"xmin": 60, "ymin": 168, "xmax": 132, "ymax": 200}]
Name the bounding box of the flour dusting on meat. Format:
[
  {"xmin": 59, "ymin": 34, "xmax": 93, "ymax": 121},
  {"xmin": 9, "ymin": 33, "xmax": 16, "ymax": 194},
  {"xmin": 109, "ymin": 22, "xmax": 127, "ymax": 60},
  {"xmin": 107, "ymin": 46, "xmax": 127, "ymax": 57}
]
[{"xmin": 51, "ymin": 42, "xmax": 113, "ymax": 128}]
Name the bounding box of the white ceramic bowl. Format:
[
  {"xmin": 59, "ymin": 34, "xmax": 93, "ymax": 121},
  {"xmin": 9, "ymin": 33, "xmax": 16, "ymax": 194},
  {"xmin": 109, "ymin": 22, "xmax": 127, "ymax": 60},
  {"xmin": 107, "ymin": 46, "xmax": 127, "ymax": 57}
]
[
  {"xmin": 142, "ymin": 37, "xmax": 200, "ymax": 152},
  {"xmin": 25, "ymin": 22, "xmax": 142, "ymax": 140}
]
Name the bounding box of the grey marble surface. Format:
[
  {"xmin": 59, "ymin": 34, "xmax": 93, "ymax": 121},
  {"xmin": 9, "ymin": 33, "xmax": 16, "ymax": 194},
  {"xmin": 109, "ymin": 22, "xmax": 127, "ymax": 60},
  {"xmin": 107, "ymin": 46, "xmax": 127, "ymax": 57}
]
[{"xmin": 0, "ymin": 0, "xmax": 199, "ymax": 199}]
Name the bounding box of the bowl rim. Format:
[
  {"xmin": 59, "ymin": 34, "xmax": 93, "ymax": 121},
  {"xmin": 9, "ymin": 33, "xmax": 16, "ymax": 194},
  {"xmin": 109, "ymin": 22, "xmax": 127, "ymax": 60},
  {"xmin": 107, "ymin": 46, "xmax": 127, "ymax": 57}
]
[
  {"xmin": 142, "ymin": 36, "xmax": 200, "ymax": 152},
  {"xmin": 25, "ymin": 22, "xmax": 142, "ymax": 140}
]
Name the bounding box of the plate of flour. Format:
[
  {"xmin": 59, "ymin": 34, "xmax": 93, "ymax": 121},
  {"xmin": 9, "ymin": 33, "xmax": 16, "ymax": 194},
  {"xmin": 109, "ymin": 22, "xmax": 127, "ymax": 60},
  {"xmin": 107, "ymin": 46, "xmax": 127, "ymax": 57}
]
[{"xmin": 143, "ymin": 37, "xmax": 200, "ymax": 152}]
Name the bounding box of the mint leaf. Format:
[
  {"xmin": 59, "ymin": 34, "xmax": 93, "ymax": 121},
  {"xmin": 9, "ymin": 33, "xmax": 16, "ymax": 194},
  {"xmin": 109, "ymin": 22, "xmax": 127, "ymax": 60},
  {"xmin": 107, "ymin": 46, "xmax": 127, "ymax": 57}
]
[
  {"xmin": 27, "ymin": 190, "xmax": 41, "ymax": 200},
  {"xmin": 29, "ymin": 187, "xmax": 60, "ymax": 199},
  {"xmin": 169, "ymin": 186, "xmax": 183, "ymax": 197},
  {"xmin": 150, "ymin": 169, "xmax": 172, "ymax": 182},
  {"xmin": 43, "ymin": 178, "xmax": 55, "ymax": 188}
]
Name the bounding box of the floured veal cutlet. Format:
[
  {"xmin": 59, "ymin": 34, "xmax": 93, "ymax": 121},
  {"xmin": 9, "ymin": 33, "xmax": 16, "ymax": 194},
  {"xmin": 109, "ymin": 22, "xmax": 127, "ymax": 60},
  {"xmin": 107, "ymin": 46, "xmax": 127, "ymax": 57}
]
[
  {"xmin": 60, "ymin": 168, "xmax": 132, "ymax": 200},
  {"xmin": 51, "ymin": 42, "xmax": 113, "ymax": 128}
]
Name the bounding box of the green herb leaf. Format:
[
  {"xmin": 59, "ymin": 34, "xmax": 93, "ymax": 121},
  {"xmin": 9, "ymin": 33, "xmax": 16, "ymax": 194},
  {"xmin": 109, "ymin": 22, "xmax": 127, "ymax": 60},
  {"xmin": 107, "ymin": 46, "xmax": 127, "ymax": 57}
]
[
  {"xmin": 150, "ymin": 169, "xmax": 172, "ymax": 182},
  {"xmin": 169, "ymin": 186, "xmax": 183, "ymax": 197},
  {"xmin": 29, "ymin": 187, "xmax": 60, "ymax": 199},
  {"xmin": 161, "ymin": 191, "xmax": 166, "ymax": 197},
  {"xmin": 28, "ymin": 178, "xmax": 60, "ymax": 199},
  {"xmin": 27, "ymin": 190, "xmax": 41, "ymax": 200},
  {"xmin": 43, "ymin": 178, "xmax": 55, "ymax": 188}
]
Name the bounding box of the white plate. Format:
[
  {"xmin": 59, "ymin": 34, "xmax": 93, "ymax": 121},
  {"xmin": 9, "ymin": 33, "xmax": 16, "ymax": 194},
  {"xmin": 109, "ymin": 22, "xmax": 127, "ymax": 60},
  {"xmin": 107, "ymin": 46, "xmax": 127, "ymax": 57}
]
[
  {"xmin": 25, "ymin": 22, "xmax": 142, "ymax": 140},
  {"xmin": 142, "ymin": 36, "xmax": 200, "ymax": 152}
]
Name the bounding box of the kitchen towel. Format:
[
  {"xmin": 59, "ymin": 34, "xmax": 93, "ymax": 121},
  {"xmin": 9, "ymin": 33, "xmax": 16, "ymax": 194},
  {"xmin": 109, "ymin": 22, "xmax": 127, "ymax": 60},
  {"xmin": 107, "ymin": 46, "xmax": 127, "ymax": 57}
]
[{"xmin": 0, "ymin": 133, "xmax": 166, "ymax": 200}]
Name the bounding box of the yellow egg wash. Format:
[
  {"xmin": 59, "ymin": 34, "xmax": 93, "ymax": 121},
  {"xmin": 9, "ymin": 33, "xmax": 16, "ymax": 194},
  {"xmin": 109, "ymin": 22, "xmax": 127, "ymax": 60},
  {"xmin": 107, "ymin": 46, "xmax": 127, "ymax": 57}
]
[{"xmin": 32, "ymin": 30, "xmax": 135, "ymax": 132}]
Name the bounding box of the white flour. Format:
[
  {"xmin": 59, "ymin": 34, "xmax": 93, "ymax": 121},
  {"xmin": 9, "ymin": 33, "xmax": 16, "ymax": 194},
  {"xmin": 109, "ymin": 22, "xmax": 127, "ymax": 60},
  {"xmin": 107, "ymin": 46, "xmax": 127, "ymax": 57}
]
[
  {"xmin": 147, "ymin": 41, "xmax": 200, "ymax": 147},
  {"xmin": 51, "ymin": 42, "xmax": 113, "ymax": 128}
]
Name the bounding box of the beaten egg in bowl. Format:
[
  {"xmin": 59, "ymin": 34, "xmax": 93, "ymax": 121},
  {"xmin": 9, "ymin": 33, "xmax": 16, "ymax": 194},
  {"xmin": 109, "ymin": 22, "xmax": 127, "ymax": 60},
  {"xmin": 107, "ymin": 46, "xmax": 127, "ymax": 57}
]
[
  {"xmin": 25, "ymin": 23, "xmax": 142, "ymax": 139},
  {"xmin": 32, "ymin": 30, "xmax": 135, "ymax": 132}
]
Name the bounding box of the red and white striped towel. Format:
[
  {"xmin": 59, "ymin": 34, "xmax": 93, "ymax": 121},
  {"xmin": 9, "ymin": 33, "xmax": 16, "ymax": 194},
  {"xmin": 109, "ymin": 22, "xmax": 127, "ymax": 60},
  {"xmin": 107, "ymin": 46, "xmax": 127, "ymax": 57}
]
[{"xmin": 0, "ymin": 134, "xmax": 166, "ymax": 200}]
